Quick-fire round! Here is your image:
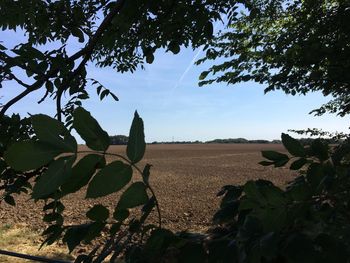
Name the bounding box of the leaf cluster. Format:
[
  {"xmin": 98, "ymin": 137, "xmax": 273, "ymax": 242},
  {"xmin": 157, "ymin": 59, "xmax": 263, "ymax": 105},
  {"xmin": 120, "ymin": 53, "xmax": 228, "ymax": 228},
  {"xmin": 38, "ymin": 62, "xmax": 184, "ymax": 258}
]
[
  {"xmin": 197, "ymin": 0, "xmax": 350, "ymax": 116},
  {"xmin": 2, "ymin": 109, "xmax": 159, "ymax": 262}
]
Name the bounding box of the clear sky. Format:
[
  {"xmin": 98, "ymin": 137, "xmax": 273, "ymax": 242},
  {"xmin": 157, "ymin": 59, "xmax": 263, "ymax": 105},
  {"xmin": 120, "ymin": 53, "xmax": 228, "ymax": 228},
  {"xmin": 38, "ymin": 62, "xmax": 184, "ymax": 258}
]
[{"xmin": 2, "ymin": 30, "xmax": 349, "ymax": 142}]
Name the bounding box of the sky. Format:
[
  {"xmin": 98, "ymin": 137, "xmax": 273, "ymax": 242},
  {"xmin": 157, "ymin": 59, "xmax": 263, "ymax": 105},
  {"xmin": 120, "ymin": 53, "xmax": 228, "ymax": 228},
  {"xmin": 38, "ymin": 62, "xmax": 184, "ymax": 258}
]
[{"xmin": 1, "ymin": 31, "xmax": 349, "ymax": 143}]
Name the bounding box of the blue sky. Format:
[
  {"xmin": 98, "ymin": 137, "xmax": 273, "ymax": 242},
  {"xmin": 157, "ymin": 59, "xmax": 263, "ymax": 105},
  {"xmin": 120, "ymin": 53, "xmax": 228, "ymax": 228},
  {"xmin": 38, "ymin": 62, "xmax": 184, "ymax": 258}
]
[{"xmin": 1, "ymin": 30, "xmax": 349, "ymax": 142}]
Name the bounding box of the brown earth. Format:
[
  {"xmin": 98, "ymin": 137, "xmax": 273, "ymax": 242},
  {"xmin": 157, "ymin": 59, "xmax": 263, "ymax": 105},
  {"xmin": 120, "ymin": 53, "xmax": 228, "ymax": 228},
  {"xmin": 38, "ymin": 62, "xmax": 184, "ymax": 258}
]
[{"xmin": 0, "ymin": 144, "xmax": 295, "ymax": 233}]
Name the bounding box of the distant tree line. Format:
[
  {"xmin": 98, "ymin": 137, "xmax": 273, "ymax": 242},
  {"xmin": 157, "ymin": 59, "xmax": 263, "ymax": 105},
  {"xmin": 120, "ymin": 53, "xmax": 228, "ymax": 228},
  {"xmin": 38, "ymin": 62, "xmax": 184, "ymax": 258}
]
[
  {"xmin": 150, "ymin": 138, "xmax": 281, "ymax": 144},
  {"xmin": 110, "ymin": 135, "xmax": 128, "ymax": 145},
  {"xmin": 149, "ymin": 137, "xmax": 342, "ymax": 145},
  {"xmin": 206, "ymin": 138, "xmax": 280, "ymax": 144}
]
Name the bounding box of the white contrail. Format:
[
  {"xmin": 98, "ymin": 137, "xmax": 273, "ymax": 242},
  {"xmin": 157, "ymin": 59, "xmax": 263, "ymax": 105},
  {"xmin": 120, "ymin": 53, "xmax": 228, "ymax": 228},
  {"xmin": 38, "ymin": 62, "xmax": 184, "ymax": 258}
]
[
  {"xmin": 167, "ymin": 21, "xmax": 221, "ymax": 98},
  {"xmin": 169, "ymin": 46, "xmax": 205, "ymax": 95}
]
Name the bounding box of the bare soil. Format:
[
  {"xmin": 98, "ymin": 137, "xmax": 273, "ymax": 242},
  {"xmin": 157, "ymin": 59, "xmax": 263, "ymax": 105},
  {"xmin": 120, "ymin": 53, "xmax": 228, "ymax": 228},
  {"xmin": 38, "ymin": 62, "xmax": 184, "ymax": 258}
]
[{"xmin": 0, "ymin": 144, "xmax": 295, "ymax": 233}]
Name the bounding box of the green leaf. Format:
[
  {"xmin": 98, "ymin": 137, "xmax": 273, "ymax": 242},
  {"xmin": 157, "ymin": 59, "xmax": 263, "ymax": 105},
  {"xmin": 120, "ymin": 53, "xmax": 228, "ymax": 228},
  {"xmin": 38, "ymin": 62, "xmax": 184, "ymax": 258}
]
[
  {"xmin": 117, "ymin": 182, "xmax": 149, "ymax": 210},
  {"xmin": 204, "ymin": 22, "xmax": 214, "ymax": 38},
  {"xmin": 110, "ymin": 223, "xmax": 122, "ymax": 235},
  {"xmin": 127, "ymin": 111, "xmax": 146, "ymax": 163},
  {"xmin": 259, "ymin": 161, "xmax": 275, "ymax": 166},
  {"xmin": 144, "ymin": 229, "xmax": 175, "ymax": 260},
  {"xmin": 86, "ymin": 205, "xmax": 109, "ymax": 222},
  {"xmin": 168, "ymin": 41, "xmax": 180, "ymax": 54},
  {"xmin": 86, "ymin": 161, "xmax": 132, "ymax": 198},
  {"xmin": 306, "ymin": 163, "xmax": 323, "ymax": 189},
  {"xmin": 61, "ymin": 154, "xmax": 105, "ymax": 195},
  {"xmin": 199, "ymin": 71, "xmax": 209, "ymax": 80},
  {"xmin": 141, "ymin": 196, "xmax": 156, "ymax": 222},
  {"xmin": 142, "ymin": 164, "xmax": 151, "ymax": 185},
  {"xmin": 71, "ymin": 27, "xmax": 85, "ymax": 43},
  {"xmin": 84, "ymin": 222, "xmax": 105, "ymax": 243},
  {"xmin": 146, "ymin": 53, "xmax": 154, "ymax": 64},
  {"xmin": 4, "ymin": 195, "xmax": 15, "ymax": 206},
  {"xmin": 243, "ymin": 181, "xmax": 264, "ymax": 202},
  {"xmin": 63, "ymin": 225, "xmax": 91, "ymax": 253},
  {"xmin": 31, "ymin": 114, "xmax": 77, "ymax": 153},
  {"xmin": 262, "ymin": 150, "xmax": 289, "ymax": 161},
  {"xmin": 290, "ymin": 158, "xmax": 307, "ymax": 170},
  {"xmin": 41, "ymin": 225, "xmax": 63, "ymax": 248},
  {"xmin": 113, "ymin": 209, "xmax": 129, "ymax": 222},
  {"xmin": 274, "ymin": 158, "xmax": 289, "ymax": 167},
  {"xmin": 281, "ymin": 133, "xmax": 305, "ymax": 157},
  {"xmin": 32, "ymin": 156, "xmax": 75, "ymax": 199},
  {"xmin": 73, "ymin": 107, "xmax": 110, "ymax": 151},
  {"xmin": 43, "ymin": 213, "xmax": 63, "ymax": 223},
  {"xmin": 109, "ymin": 92, "xmax": 119, "ymax": 101},
  {"xmin": 4, "ymin": 140, "xmax": 63, "ymax": 171},
  {"xmin": 311, "ymin": 139, "xmax": 329, "ymax": 161}
]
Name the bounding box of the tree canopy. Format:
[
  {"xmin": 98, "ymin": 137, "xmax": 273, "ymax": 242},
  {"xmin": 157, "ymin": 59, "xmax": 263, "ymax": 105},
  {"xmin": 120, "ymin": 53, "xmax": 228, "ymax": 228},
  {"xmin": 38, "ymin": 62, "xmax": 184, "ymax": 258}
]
[
  {"xmin": 0, "ymin": 0, "xmax": 234, "ymax": 120},
  {"xmin": 197, "ymin": 0, "xmax": 350, "ymax": 116}
]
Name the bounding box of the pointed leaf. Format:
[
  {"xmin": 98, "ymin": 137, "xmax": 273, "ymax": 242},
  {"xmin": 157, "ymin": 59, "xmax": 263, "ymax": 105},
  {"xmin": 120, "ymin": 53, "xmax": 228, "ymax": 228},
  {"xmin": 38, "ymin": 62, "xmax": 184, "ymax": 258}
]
[
  {"xmin": 73, "ymin": 107, "xmax": 110, "ymax": 151},
  {"xmin": 32, "ymin": 156, "xmax": 75, "ymax": 199},
  {"xmin": 61, "ymin": 154, "xmax": 105, "ymax": 195},
  {"xmin": 262, "ymin": 151, "xmax": 289, "ymax": 161},
  {"xmin": 127, "ymin": 111, "xmax": 146, "ymax": 163},
  {"xmin": 311, "ymin": 139, "xmax": 329, "ymax": 161},
  {"xmin": 281, "ymin": 133, "xmax": 305, "ymax": 157},
  {"xmin": 86, "ymin": 161, "xmax": 132, "ymax": 198},
  {"xmin": 117, "ymin": 182, "xmax": 149, "ymax": 210},
  {"xmin": 4, "ymin": 195, "xmax": 15, "ymax": 206},
  {"xmin": 142, "ymin": 164, "xmax": 151, "ymax": 185},
  {"xmin": 63, "ymin": 225, "xmax": 91, "ymax": 253},
  {"xmin": 31, "ymin": 114, "xmax": 77, "ymax": 153},
  {"xmin": 259, "ymin": 161, "xmax": 275, "ymax": 166},
  {"xmin": 4, "ymin": 141, "xmax": 63, "ymax": 171},
  {"xmin": 290, "ymin": 158, "xmax": 307, "ymax": 170}
]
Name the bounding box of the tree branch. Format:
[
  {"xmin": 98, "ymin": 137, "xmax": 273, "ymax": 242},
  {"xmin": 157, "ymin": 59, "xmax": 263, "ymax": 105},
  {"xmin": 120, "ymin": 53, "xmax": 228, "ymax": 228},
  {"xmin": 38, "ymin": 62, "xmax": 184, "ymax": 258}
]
[{"xmin": 1, "ymin": 0, "xmax": 126, "ymax": 119}]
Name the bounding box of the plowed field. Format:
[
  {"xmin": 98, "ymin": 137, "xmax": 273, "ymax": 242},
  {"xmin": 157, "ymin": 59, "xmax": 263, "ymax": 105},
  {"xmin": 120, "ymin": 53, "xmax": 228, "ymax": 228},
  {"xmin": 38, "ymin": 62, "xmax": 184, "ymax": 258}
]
[{"xmin": 0, "ymin": 144, "xmax": 295, "ymax": 232}]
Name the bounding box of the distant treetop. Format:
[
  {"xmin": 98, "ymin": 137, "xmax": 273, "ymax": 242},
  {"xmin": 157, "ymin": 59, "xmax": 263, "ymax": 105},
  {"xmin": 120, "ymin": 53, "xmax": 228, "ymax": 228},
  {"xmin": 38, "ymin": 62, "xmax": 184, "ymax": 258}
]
[{"xmin": 197, "ymin": 0, "xmax": 350, "ymax": 116}]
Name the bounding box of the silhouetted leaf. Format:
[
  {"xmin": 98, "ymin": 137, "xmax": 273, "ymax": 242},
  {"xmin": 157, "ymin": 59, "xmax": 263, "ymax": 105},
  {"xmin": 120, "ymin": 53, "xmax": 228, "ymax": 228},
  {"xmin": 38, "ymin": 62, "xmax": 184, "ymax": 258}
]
[
  {"xmin": 86, "ymin": 205, "xmax": 109, "ymax": 222},
  {"xmin": 61, "ymin": 154, "xmax": 105, "ymax": 195},
  {"xmin": 4, "ymin": 195, "xmax": 15, "ymax": 206},
  {"xmin": 259, "ymin": 161, "xmax": 275, "ymax": 166},
  {"xmin": 311, "ymin": 139, "xmax": 329, "ymax": 161},
  {"xmin": 127, "ymin": 111, "xmax": 146, "ymax": 163},
  {"xmin": 4, "ymin": 141, "xmax": 63, "ymax": 172},
  {"xmin": 31, "ymin": 114, "xmax": 77, "ymax": 153},
  {"xmin": 86, "ymin": 161, "xmax": 132, "ymax": 198},
  {"xmin": 73, "ymin": 107, "xmax": 110, "ymax": 151},
  {"xmin": 32, "ymin": 156, "xmax": 75, "ymax": 199},
  {"xmin": 142, "ymin": 164, "xmax": 151, "ymax": 185},
  {"xmin": 282, "ymin": 133, "xmax": 305, "ymax": 157},
  {"xmin": 117, "ymin": 182, "xmax": 149, "ymax": 210},
  {"xmin": 63, "ymin": 225, "xmax": 91, "ymax": 253},
  {"xmin": 262, "ymin": 151, "xmax": 289, "ymax": 161},
  {"xmin": 290, "ymin": 158, "xmax": 307, "ymax": 170},
  {"xmin": 113, "ymin": 209, "xmax": 129, "ymax": 222}
]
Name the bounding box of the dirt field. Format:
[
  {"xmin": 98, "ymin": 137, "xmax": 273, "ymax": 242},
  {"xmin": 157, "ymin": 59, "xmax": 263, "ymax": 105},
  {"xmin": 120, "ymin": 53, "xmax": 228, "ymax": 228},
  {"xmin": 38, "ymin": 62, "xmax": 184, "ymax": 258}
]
[{"xmin": 0, "ymin": 144, "xmax": 295, "ymax": 233}]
